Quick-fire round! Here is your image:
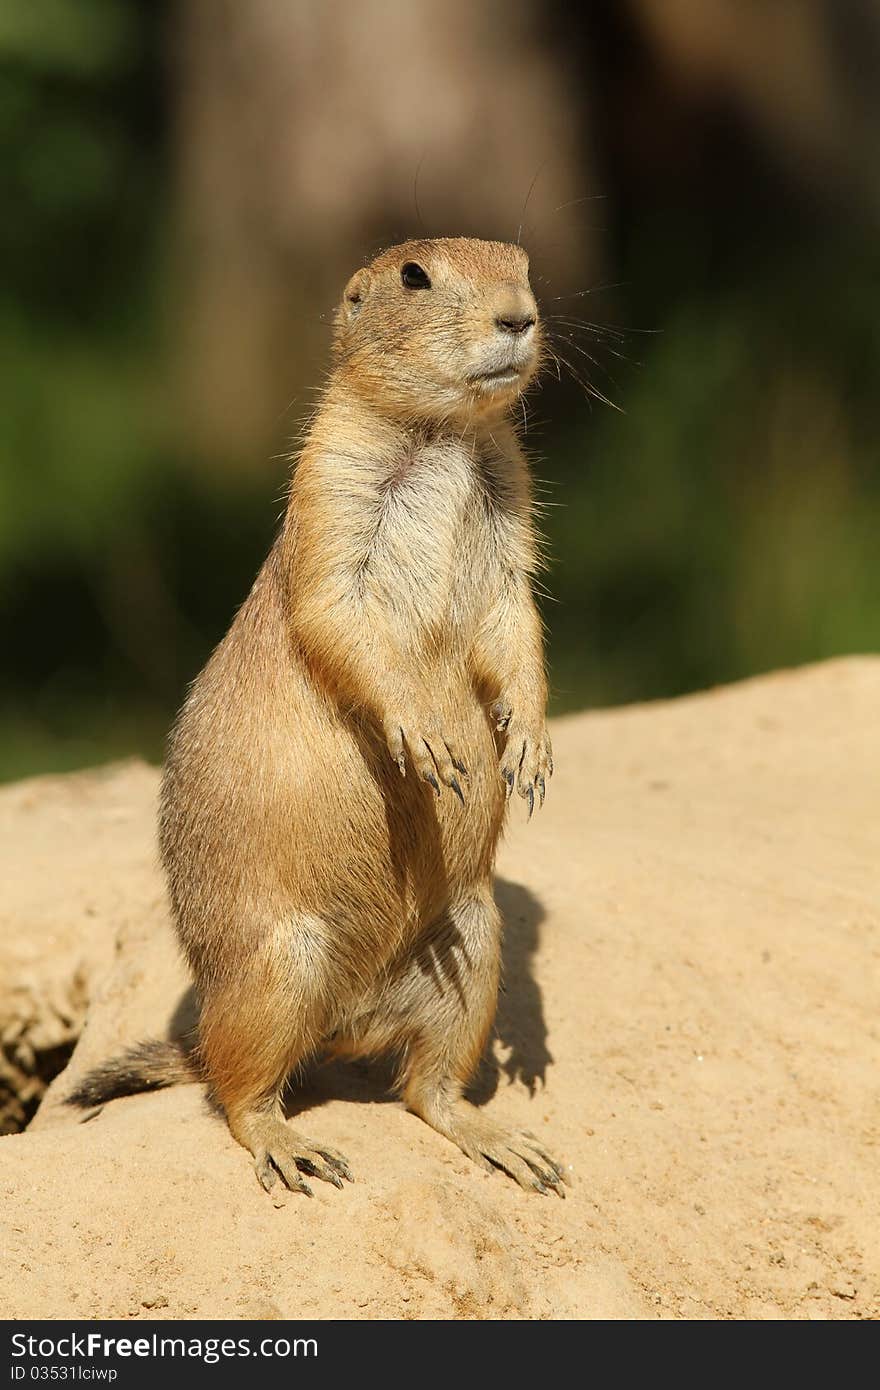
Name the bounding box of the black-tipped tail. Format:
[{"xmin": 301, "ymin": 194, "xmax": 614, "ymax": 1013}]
[{"xmin": 65, "ymin": 1038, "xmax": 200, "ymax": 1109}]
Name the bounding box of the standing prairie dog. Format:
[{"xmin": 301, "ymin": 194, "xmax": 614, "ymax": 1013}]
[{"xmin": 71, "ymin": 237, "xmax": 565, "ymax": 1198}]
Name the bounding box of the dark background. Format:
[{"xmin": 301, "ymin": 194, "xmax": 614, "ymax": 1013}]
[{"xmin": 2, "ymin": 0, "xmax": 878, "ymax": 781}]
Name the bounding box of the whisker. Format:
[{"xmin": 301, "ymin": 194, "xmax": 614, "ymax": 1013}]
[
  {"xmin": 548, "ymin": 282, "xmax": 627, "ymax": 301},
  {"xmin": 551, "ymin": 326, "xmax": 636, "ymax": 367},
  {"xmin": 548, "ymin": 344, "xmax": 623, "ymax": 413},
  {"xmin": 413, "ymin": 153, "xmax": 427, "ymax": 236},
  {"xmin": 547, "ymin": 317, "xmax": 629, "ymax": 347},
  {"xmin": 548, "ymin": 313, "xmax": 659, "ymax": 341},
  {"xmin": 517, "ymin": 163, "xmax": 546, "ymax": 246},
  {"xmin": 546, "ymin": 312, "xmax": 627, "ymax": 333},
  {"xmin": 542, "ymin": 345, "xmax": 563, "ymax": 385},
  {"xmin": 553, "ymin": 331, "xmax": 623, "ymax": 384},
  {"xmin": 551, "ymin": 193, "xmax": 607, "ymax": 213}
]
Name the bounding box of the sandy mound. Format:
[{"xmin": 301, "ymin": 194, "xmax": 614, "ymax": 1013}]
[
  {"xmin": 1, "ymin": 658, "xmax": 877, "ymax": 1320},
  {"xmin": 0, "ymin": 761, "xmax": 160, "ymax": 1133}
]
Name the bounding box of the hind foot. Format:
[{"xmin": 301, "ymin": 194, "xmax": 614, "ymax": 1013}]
[
  {"xmin": 418, "ymin": 1099, "xmax": 569, "ymax": 1196},
  {"xmin": 246, "ymin": 1115, "xmax": 354, "ymax": 1197}
]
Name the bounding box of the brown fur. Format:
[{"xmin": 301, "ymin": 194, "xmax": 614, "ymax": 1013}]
[{"xmin": 71, "ymin": 238, "xmax": 565, "ymax": 1198}]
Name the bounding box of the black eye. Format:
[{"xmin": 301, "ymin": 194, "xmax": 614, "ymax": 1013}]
[{"xmin": 401, "ymin": 262, "xmax": 431, "ymax": 290}]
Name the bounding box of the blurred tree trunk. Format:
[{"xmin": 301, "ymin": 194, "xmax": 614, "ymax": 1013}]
[{"xmin": 172, "ymin": 0, "xmax": 597, "ymax": 469}]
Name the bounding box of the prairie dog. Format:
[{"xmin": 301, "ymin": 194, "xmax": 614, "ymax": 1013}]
[{"xmin": 72, "ymin": 238, "xmax": 565, "ymax": 1198}]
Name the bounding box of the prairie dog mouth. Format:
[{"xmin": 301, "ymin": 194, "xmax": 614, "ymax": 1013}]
[{"xmin": 469, "ymin": 366, "xmax": 522, "ymax": 390}]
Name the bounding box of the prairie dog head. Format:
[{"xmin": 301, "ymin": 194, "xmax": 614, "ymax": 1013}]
[{"xmin": 334, "ymin": 237, "xmax": 541, "ymax": 424}]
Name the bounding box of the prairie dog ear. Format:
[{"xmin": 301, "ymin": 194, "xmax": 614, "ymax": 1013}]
[{"xmin": 340, "ymin": 268, "xmax": 371, "ymax": 324}]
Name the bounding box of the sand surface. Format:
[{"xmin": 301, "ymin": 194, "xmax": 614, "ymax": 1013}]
[{"xmin": 1, "ymin": 658, "xmax": 877, "ymax": 1319}]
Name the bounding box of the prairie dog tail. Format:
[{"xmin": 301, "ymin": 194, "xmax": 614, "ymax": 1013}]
[{"xmin": 65, "ymin": 1037, "xmax": 201, "ymax": 1109}]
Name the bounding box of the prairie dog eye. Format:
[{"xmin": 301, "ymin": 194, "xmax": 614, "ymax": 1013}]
[{"xmin": 401, "ymin": 262, "xmax": 431, "ymax": 290}]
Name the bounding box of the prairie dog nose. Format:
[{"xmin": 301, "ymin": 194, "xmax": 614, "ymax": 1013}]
[{"xmin": 494, "ymin": 285, "xmax": 537, "ymax": 336}]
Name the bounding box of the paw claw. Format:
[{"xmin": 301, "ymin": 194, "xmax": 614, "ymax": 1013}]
[
  {"xmin": 256, "ymin": 1158, "xmax": 277, "ymax": 1193},
  {"xmin": 450, "ymin": 776, "xmax": 465, "ymax": 805},
  {"xmin": 491, "ymin": 700, "xmax": 512, "ymax": 732},
  {"xmin": 446, "ymin": 1114, "xmax": 565, "ymax": 1198},
  {"xmin": 253, "ymin": 1120, "xmax": 351, "ymax": 1200},
  {"xmin": 273, "ymin": 1161, "xmax": 313, "ymax": 1197},
  {"xmin": 499, "ymin": 716, "xmax": 552, "ymax": 814},
  {"xmin": 385, "ymin": 712, "xmax": 466, "ymax": 788},
  {"xmin": 314, "ymin": 1149, "xmax": 355, "ymax": 1183}
]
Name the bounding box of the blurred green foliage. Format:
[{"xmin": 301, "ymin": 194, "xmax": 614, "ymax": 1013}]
[
  {"xmin": 1, "ymin": 1, "xmax": 878, "ymax": 781},
  {"xmin": 545, "ymin": 225, "xmax": 880, "ymax": 708}
]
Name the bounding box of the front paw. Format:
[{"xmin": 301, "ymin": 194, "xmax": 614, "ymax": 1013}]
[
  {"xmin": 492, "ymin": 701, "xmax": 553, "ymax": 815},
  {"xmin": 383, "ymin": 712, "xmax": 468, "ymax": 803}
]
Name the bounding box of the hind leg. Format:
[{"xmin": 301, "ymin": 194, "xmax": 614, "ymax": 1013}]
[
  {"xmin": 397, "ymin": 886, "xmax": 568, "ymax": 1195},
  {"xmin": 199, "ymin": 924, "xmax": 353, "ymax": 1197}
]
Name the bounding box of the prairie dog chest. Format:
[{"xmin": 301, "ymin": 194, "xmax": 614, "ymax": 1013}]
[{"xmin": 372, "ymin": 437, "xmax": 521, "ymax": 643}]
